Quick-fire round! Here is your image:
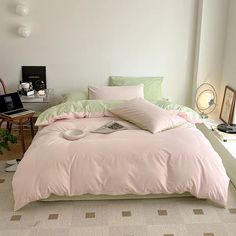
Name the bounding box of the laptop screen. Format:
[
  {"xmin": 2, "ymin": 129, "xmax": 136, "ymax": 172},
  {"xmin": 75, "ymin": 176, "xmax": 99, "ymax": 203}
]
[{"xmin": 0, "ymin": 92, "xmax": 23, "ymax": 113}]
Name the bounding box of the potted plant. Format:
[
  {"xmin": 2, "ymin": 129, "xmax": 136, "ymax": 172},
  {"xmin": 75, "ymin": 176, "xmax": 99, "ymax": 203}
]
[{"xmin": 0, "ymin": 129, "xmax": 17, "ymax": 154}]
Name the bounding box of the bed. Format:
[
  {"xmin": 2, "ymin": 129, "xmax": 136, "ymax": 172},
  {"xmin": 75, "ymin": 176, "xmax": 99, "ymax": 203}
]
[
  {"xmin": 12, "ymin": 78, "xmax": 230, "ymax": 211},
  {"xmin": 12, "ymin": 104, "xmax": 229, "ymax": 210}
]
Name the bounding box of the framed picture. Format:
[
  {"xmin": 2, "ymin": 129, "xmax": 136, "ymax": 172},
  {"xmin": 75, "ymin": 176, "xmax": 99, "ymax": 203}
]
[{"xmin": 220, "ymin": 86, "xmax": 236, "ymax": 124}]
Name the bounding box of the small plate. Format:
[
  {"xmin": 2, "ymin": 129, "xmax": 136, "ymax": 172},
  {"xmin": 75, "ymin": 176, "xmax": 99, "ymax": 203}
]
[{"xmin": 63, "ymin": 129, "xmax": 86, "ymax": 141}]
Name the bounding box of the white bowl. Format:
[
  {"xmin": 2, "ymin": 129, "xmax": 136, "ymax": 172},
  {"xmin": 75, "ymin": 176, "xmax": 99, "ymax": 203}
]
[
  {"xmin": 21, "ymin": 82, "xmax": 30, "ymax": 89},
  {"xmin": 63, "ymin": 129, "xmax": 86, "ymax": 141}
]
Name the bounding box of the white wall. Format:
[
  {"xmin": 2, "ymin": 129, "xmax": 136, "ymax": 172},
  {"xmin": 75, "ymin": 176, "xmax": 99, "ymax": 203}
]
[
  {"xmin": 193, "ymin": 0, "xmax": 229, "ymax": 113},
  {"xmin": 222, "ymin": 0, "xmax": 236, "ymax": 90},
  {"xmin": 0, "ymin": 0, "xmax": 198, "ymax": 105},
  {"xmin": 221, "ymin": 0, "xmax": 236, "ymax": 123}
]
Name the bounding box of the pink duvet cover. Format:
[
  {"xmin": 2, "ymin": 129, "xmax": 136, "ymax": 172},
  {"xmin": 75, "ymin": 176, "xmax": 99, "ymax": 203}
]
[{"xmin": 12, "ymin": 117, "xmax": 229, "ymax": 210}]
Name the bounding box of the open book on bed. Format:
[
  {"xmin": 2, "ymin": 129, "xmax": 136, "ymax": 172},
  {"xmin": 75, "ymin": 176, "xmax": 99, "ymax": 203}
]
[{"xmin": 91, "ymin": 121, "xmax": 128, "ymax": 134}]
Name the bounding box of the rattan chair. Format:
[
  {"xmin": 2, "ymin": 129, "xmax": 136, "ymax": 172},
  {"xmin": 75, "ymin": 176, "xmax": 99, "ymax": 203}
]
[
  {"xmin": 0, "ymin": 78, "xmax": 7, "ymax": 95},
  {"xmin": 0, "ymin": 79, "xmax": 35, "ymax": 156},
  {"xmin": 0, "ymin": 78, "xmax": 12, "ymax": 131}
]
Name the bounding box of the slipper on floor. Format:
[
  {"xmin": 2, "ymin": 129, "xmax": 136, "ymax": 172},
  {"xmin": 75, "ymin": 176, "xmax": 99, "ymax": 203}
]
[
  {"xmin": 5, "ymin": 159, "xmax": 21, "ymax": 166},
  {"xmin": 5, "ymin": 163, "xmax": 18, "ymax": 172}
]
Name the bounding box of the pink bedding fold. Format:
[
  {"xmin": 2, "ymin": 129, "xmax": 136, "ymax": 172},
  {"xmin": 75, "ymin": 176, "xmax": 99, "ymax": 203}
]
[{"xmin": 12, "ymin": 117, "xmax": 229, "ymax": 210}]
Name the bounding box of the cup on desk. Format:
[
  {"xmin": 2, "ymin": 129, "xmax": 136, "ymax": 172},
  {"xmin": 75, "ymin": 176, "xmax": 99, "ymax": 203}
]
[{"xmin": 21, "ymin": 82, "xmax": 30, "ymax": 91}]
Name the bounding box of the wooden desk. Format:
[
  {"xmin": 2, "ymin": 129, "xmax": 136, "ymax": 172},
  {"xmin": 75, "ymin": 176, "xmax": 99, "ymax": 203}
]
[{"xmin": 0, "ymin": 112, "xmax": 35, "ymax": 156}]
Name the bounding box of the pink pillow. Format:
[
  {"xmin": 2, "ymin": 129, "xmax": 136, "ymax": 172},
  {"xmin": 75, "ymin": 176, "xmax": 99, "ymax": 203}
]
[
  {"xmin": 88, "ymin": 84, "xmax": 144, "ymax": 100},
  {"xmin": 109, "ymin": 98, "xmax": 186, "ymax": 133}
]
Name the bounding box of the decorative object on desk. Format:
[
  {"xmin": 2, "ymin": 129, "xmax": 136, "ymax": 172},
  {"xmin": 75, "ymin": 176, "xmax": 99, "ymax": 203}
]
[
  {"xmin": 217, "ymin": 86, "xmax": 236, "ymax": 133},
  {"xmin": 35, "ymin": 80, "xmax": 46, "ymax": 97},
  {"xmin": 0, "ymin": 129, "xmax": 17, "ymax": 154},
  {"xmin": 217, "ymin": 123, "xmax": 236, "ymax": 134},
  {"xmin": 15, "ymin": 3, "xmax": 29, "ymax": 16},
  {"xmin": 21, "ymin": 82, "xmax": 29, "ymax": 91},
  {"xmin": 35, "ymin": 80, "xmax": 45, "ymax": 91},
  {"xmin": 220, "ymin": 86, "xmax": 235, "ymax": 124},
  {"xmin": 233, "ymin": 102, "xmax": 236, "ymax": 124},
  {"xmin": 29, "ymin": 82, "xmax": 33, "ymax": 91},
  {"xmin": 24, "ymin": 90, "xmax": 34, "ymax": 96},
  {"xmin": 37, "ymin": 89, "xmax": 46, "ymax": 97},
  {"xmin": 195, "ymin": 82, "xmax": 217, "ymax": 118},
  {"xmin": 20, "ymin": 82, "xmax": 34, "ymax": 96},
  {"xmin": 45, "ymin": 88, "xmax": 54, "ymax": 98},
  {"xmin": 22, "ymin": 66, "xmax": 47, "ymax": 91}
]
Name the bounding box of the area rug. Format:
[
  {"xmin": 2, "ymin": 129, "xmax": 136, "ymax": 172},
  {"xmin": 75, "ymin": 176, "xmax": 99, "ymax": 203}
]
[{"xmin": 0, "ymin": 161, "xmax": 236, "ymax": 236}]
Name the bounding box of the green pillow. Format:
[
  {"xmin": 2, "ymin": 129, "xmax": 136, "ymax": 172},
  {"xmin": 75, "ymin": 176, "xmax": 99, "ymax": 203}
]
[
  {"xmin": 62, "ymin": 91, "xmax": 88, "ymax": 102},
  {"xmin": 155, "ymin": 100, "xmax": 201, "ymax": 123},
  {"xmin": 35, "ymin": 100, "xmax": 124, "ymax": 126},
  {"xmin": 109, "ymin": 76, "xmax": 163, "ymax": 103}
]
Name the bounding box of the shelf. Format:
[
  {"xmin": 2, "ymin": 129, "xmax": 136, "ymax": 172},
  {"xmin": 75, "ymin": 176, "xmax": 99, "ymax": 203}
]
[{"xmin": 20, "ymin": 95, "xmax": 49, "ymax": 103}]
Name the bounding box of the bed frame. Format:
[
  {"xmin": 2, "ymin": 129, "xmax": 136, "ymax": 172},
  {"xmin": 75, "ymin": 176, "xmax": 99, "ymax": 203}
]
[{"xmin": 42, "ymin": 192, "xmax": 193, "ymax": 202}]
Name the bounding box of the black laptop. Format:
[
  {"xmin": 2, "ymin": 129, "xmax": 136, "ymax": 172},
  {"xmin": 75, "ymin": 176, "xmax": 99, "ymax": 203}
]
[{"xmin": 0, "ymin": 92, "xmax": 34, "ymax": 118}]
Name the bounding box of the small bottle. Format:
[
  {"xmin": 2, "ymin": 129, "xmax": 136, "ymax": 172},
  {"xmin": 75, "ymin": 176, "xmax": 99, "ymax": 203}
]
[
  {"xmin": 18, "ymin": 81, "xmax": 22, "ymax": 95},
  {"xmin": 40, "ymin": 81, "xmax": 45, "ymax": 90},
  {"xmin": 37, "ymin": 81, "xmax": 46, "ymax": 96},
  {"xmin": 29, "ymin": 82, "xmax": 32, "ymax": 90}
]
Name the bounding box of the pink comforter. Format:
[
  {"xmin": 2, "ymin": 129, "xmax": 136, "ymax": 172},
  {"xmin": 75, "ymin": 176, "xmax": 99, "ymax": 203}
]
[{"xmin": 12, "ymin": 117, "xmax": 229, "ymax": 210}]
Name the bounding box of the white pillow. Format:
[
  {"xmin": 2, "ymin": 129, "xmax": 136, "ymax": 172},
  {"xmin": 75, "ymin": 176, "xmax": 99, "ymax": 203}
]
[
  {"xmin": 88, "ymin": 84, "xmax": 144, "ymax": 100},
  {"xmin": 109, "ymin": 98, "xmax": 186, "ymax": 133}
]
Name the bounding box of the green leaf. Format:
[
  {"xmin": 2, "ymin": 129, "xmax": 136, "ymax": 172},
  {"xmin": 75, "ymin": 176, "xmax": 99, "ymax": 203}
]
[{"xmin": 0, "ymin": 129, "xmax": 17, "ymax": 154}]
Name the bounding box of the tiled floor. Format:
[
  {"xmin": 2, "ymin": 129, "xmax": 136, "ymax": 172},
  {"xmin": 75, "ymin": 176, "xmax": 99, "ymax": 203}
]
[{"xmin": 1, "ymin": 161, "xmax": 236, "ymax": 236}]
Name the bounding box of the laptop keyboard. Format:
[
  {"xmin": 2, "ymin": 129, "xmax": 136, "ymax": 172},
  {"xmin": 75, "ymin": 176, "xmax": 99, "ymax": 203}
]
[{"xmin": 4, "ymin": 108, "xmax": 27, "ymax": 115}]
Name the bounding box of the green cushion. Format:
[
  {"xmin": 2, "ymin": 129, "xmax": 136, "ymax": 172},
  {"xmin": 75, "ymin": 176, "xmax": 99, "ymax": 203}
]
[
  {"xmin": 109, "ymin": 76, "xmax": 163, "ymax": 103},
  {"xmin": 35, "ymin": 100, "xmax": 124, "ymax": 126},
  {"xmin": 155, "ymin": 100, "xmax": 201, "ymax": 121},
  {"xmin": 62, "ymin": 91, "xmax": 88, "ymax": 102}
]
